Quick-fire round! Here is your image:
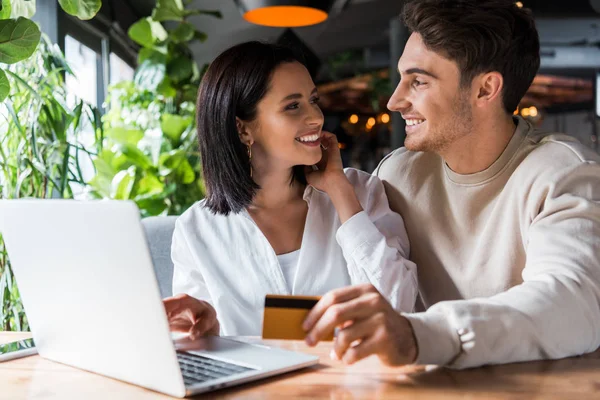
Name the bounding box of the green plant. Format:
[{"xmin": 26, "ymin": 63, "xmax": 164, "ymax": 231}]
[
  {"xmin": 88, "ymin": 0, "xmax": 221, "ymax": 216},
  {"xmin": 0, "ymin": 35, "xmax": 102, "ymax": 331},
  {"xmin": 0, "ymin": 0, "xmax": 102, "ymax": 102}
]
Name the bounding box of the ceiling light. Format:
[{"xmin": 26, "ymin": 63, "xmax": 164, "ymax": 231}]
[
  {"xmin": 349, "ymin": 114, "xmax": 358, "ymax": 124},
  {"xmin": 529, "ymin": 106, "xmax": 538, "ymax": 117},
  {"xmin": 234, "ymin": 0, "xmax": 336, "ymax": 28}
]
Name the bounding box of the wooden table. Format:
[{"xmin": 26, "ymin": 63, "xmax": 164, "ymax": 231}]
[{"xmin": 2, "ymin": 331, "xmax": 600, "ymax": 399}]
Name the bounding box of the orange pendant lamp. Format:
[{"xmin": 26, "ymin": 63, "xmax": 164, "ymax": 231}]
[{"xmin": 234, "ymin": 0, "xmax": 336, "ymax": 28}]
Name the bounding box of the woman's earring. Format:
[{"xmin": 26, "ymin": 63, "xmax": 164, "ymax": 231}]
[{"xmin": 247, "ymin": 144, "xmax": 253, "ymax": 178}]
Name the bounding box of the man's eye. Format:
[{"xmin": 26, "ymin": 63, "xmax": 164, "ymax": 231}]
[
  {"xmin": 310, "ymin": 96, "xmax": 320, "ymax": 104},
  {"xmin": 413, "ymin": 80, "xmax": 424, "ymax": 87}
]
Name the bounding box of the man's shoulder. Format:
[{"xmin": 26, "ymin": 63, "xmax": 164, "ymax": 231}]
[
  {"xmin": 520, "ymin": 129, "xmax": 600, "ymax": 174},
  {"xmin": 375, "ymin": 147, "xmax": 442, "ymax": 181}
]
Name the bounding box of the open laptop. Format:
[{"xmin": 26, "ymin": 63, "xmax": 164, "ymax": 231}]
[{"xmin": 0, "ymin": 199, "xmax": 318, "ymax": 397}]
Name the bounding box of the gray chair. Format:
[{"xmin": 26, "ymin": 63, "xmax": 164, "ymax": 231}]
[{"xmin": 141, "ymin": 216, "xmax": 178, "ymax": 298}]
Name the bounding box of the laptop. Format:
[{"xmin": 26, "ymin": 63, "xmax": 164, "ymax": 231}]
[{"xmin": 0, "ymin": 199, "xmax": 318, "ymax": 397}]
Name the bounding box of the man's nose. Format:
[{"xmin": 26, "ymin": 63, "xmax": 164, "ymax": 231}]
[{"xmin": 387, "ymin": 82, "xmax": 411, "ymax": 113}]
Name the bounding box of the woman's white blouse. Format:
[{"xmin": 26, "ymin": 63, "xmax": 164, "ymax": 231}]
[{"xmin": 171, "ymin": 168, "xmax": 418, "ymax": 335}]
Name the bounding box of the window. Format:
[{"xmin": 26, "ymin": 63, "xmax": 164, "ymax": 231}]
[
  {"xmin": 110, "ymin": 53, "xmax": 135, "ymax": 86},
  {"xmin": 65, "ymin": 35, "xmax": 98, "ymax": 109},
  {"xmin": 64, "ymin": 35, "xmax": 100, "ymax": 198}
]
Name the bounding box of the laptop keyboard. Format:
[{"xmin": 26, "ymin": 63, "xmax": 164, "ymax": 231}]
[{"xmin": 177, "ymin": 352, "xmax": 255, "ymax": 386}]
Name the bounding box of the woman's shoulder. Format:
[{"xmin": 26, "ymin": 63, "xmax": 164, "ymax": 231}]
[{"xmin": 176, "ymin": 199, "xmax": 239, "ymax": 231}]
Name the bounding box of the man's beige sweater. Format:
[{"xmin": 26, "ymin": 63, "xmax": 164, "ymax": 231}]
[{"xmin": 376, "ymin": 116, "xmax": 600, "ymax": 368}]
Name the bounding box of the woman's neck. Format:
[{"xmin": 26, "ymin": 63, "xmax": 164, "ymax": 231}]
[{"xmin": 250, "ymin": 167, "xmax": 305, "ymax": 210}]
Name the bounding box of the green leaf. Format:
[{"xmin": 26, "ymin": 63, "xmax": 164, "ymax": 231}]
[
  {"xmin": 10, "ymin": 0, "xmax": 35, "ymax": 18},
  {"xmin": 160, "ymin": 114, "xmax": 192, "ymax": 144},
  {"xmin": 169, "ymin": 22, "xmax": 194, "ymax": 43},
  {"xmin": 159, "ymin": 149, "xmax": 183, "ymax": 176},
  {"xmin": 0, "ymin": 0, "xmax": 11, "ymax": 19},
  {"xmin": 176, "ymin": 158, "xmax": 195, "ymax": 184},
  {"xmin": 159, "ymin": 150, "xmax": 195, "ymax": 183},
  {"xmin": 106, "ymin": 127, "xmax": 144, "ymax": 146},
  {"xmin": 58, "ymin": 0, "xmax": 101, "ymax": 20},
  {"xmin": 156, "ymin": 76, "xmax": 176, "ymax": 98},
  {"xmin": 137, "ymin": 48, "xmax": 155, "ymax": 64},
  {"xmin": 110, "ymin": 166, "xmax": 136, "ymax": 200},
  {"xmin": 71, "ymin": 101, "xmax": 83, "ymax": 131},
  {"xmin": 0, "ymin": 18, "xmax": 41, "ymax": 64},
  {"xmin": 0, "ymin": 69, "xmax": 9, "ymax": 102},
  {"xmin": 136, "ymin": 174, "xmax": 164, "ymax": 196},
  {"xmin": 135, "ymin": 197, "xmax": 167, "ymax": 216},
  {"xmin": 185, "ymin": 9, "xmax": 222, "ymax": 19},
  {"xmin": 152, "ymin": 0, "xmax": 185, "ymax": 22},
  {"xmin": 15, "ymin": 166, "xmax": 32, "ymax": 197},
  {"xmin": 90, "ymin": 150, "xmax": 120, "ymax": 196},
  {"xmin": 118, "ymin": 144, "xmax": 153, "ymax": 170},
  {"xmin": 128, "ymin": 17, "xmax": 167, "ymax": 49},
  {"xmin": 134, "ymin": 51, "xmax": 166, "ymax": 91},
  {"xmin": 182, "ymin": 84, "xmax": 198, "ymax": 103},
  {"xmin": 167, "ymin": 55, "xmax": 193, "ymax": 83},
  {"xmin": 192, "ymin": 30, "xmax": 207, "ymax": 43}
]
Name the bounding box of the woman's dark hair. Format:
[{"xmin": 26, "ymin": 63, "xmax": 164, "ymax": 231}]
[
  {"xmin": 402, "ymin": 0, "xmax": 540, "ymax": 114},
  {"xmin": 197, "ymin": 41, "xmax": 308, "ymax": 215}
]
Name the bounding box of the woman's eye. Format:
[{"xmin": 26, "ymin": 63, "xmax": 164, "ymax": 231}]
[
  {"xmin": 285, "ymin": 102, "xmax": 300, "ymax": 110},
  {"xmin": 310, "ymin": 96, "xmax": 320, "ymax": 104}
]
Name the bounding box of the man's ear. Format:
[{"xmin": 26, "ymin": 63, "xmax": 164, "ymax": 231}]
[
  {"xmin": 236, "ymin": 117, "xmax": 254, "ymax": 146},
  {"xmin": 474, "ymin": 71, "xmax": 504, "ymax": 108}
]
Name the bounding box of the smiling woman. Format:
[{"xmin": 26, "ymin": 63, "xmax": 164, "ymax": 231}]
[{"xmin": 161, "ymin": 41, "xmax": 419, "ymax": 338}]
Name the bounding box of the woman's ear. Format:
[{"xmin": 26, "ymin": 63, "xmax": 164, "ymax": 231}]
[{"xmin": 236, "ymin": 117, "xmax": 254, "ymax": 146}]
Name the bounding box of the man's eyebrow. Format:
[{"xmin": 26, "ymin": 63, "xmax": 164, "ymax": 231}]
[{"xmin": 400, "ymin": 68, "xmax": 439, "ymax": 79}]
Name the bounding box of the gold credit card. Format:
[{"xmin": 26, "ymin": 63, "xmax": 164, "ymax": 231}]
[{"xmin": 262, "ymin": 295, "xmax": 334, "ymax": 341}]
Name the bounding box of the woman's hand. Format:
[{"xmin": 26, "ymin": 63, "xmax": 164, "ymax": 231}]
[
  {"xmin": 305, "ymin": 132, "xmax": 348, "ymax": 193},
  {"xmin": 306, "ymin": 131, "xmax": 363, "ymax": 224},
  {"xmin": 163, "ymin": 293, "xmax": 220, "ymax": 340}
]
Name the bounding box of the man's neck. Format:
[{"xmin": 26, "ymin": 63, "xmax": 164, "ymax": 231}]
[{"xmin": 441, "ymin": 114, "xmax": 517, "ymax": 175}]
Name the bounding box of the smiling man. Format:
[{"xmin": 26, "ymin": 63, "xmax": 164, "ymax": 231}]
[{"xmin": 303, "ymin": 0, "xmax": 600, "ymax": 368}]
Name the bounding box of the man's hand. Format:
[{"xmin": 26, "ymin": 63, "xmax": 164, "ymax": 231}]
[
  {"xmin": 163, "ymin": 293, "xmax": 220, "ymax": 340},
  {"xmin": 303, "ymin": 284, "xmax": 418, "ymax": 365}
]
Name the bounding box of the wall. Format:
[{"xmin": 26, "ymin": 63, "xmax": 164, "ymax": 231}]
[{"xmin": 538, "ymin": 111, "xmax": 598, "ymax": 153}]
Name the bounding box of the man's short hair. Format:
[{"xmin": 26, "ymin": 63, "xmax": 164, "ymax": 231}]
[{"xmin": 402, "ymin": 0, "xmax": 540, "ymax": 114}]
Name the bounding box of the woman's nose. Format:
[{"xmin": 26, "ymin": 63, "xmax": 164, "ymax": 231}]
[{"xmin": 307, "ymin": 103, "xmax": 324, "ymax": 126}]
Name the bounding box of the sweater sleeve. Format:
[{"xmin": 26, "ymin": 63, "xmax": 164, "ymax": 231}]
[
  {"xmin": 404, "ymin": 161, "xmax": 600, "ymax": 368},
  {"xmin": 335, "ymin": 169, "xmax": 418, "ymax": 313}
]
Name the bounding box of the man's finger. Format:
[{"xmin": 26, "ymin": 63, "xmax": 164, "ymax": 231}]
[
  {"xmin": 306, "ymin": 291, "xmax": 380, "ymax": 345},
  {"xmin": 303, "ymin": 284, "xmax": 374, "ymax": 332},
  {"xmin": 333, "ymin": 314, "xmax": 379, "ymax": 360},
  {"xmin": 341, "ymin": 332, "xmax": 381, "ymax": 365}
]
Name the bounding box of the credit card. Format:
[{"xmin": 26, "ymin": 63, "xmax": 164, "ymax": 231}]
[{"xmin": 262, "ymin": 294, "xmax": 334, "ymax": 341}]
